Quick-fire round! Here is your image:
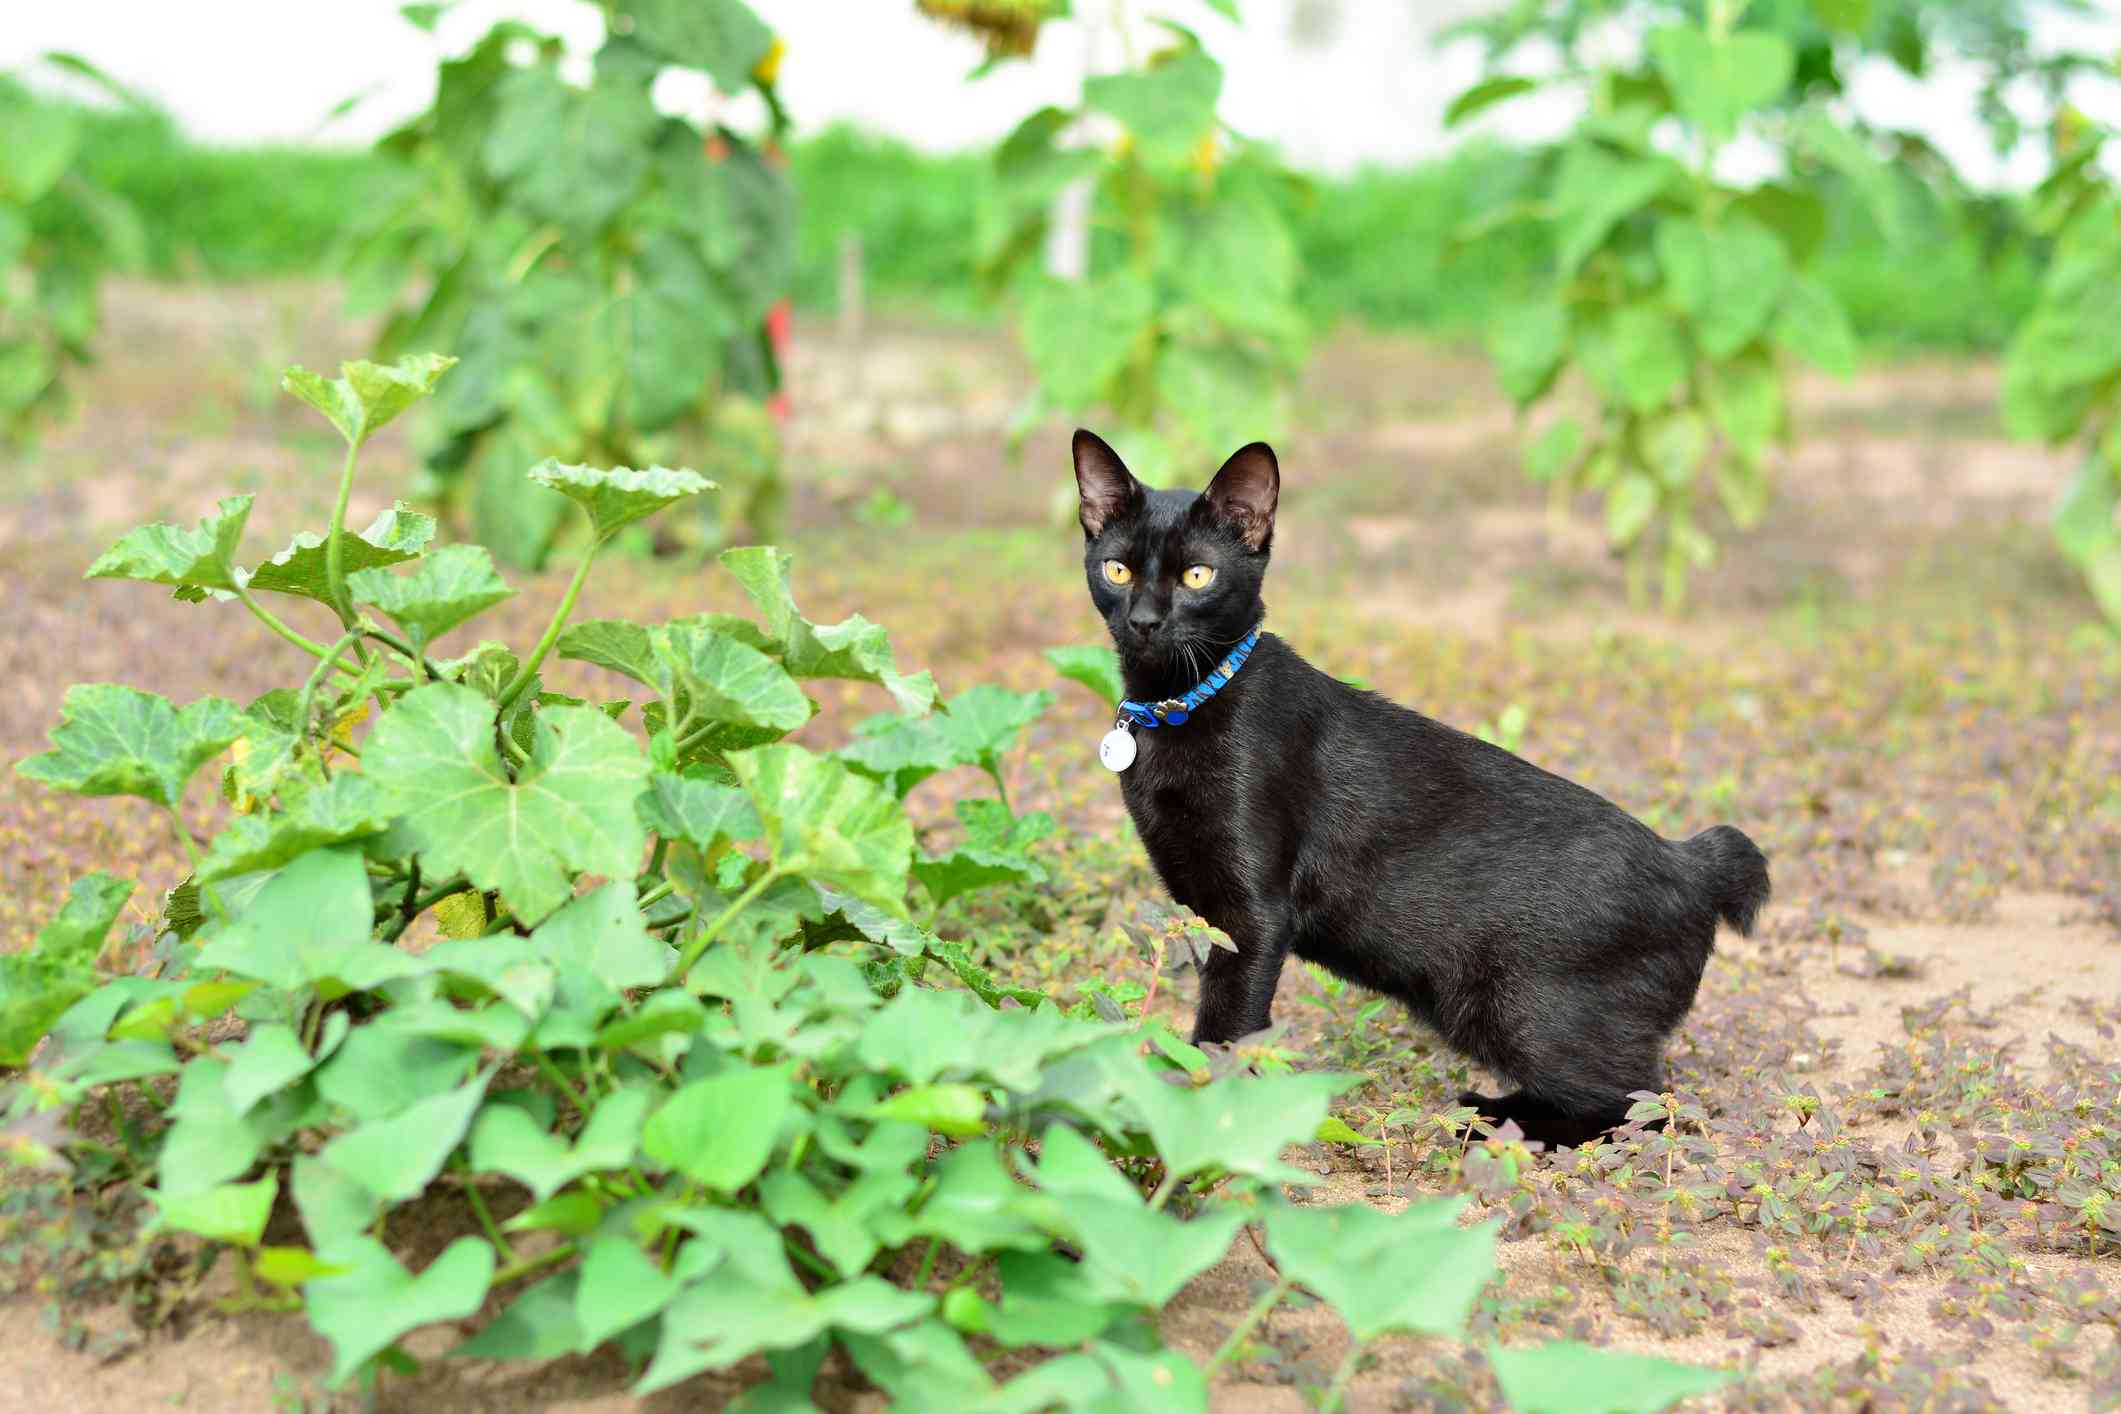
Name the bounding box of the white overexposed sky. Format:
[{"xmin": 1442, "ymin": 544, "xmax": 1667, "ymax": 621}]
[{"xmin": 4, "ymin": 0, "xmax": 2117, "ymax": 186}]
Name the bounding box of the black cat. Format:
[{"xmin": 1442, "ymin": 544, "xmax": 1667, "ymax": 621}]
[{"xmin": 1072, "ymin": 429, "xmax": 1770, "ymax": 1148}]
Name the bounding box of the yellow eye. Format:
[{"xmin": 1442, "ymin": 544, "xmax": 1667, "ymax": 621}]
[
  {"xmin": 1101, "ymin": 560, "xmax": 1133, "ymax": 586},
  {"xmin": 1182, "ymin": 564, "xmax": 1216, "ymax": 589}
]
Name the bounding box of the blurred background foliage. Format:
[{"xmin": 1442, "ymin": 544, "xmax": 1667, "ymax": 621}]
[{"xmin": 3, "ymin": 0, "xmax": 2118, "ymax": 620}]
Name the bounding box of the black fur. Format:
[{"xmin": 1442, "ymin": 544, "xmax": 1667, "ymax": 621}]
[{"xmin": 1072, "ymin": 430, "xmax": 1772, "ymax": 1148}]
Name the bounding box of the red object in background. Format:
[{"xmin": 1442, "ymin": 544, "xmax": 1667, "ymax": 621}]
[{"xmin": 766, "ymin": 298, "xmax": 791, "ymax": 422}]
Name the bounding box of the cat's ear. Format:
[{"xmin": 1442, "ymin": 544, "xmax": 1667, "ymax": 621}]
[
  {"xmin": 1203, "ymin": 442, "xmax": 1279, "ymax": 550},
  {"xmin": 1073, "ymin": 429, "xmax": 1143, "ymax": 538}
]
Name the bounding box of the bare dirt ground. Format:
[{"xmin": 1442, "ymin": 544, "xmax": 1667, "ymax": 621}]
[{"xmin": 2, "ymin": 282, "xmax": 2117, "ymax": 1410}]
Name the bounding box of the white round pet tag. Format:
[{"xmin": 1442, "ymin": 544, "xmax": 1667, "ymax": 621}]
[{"xmin": 1098, "ymin": 727, "xmax": 1137, "ymax": 772}]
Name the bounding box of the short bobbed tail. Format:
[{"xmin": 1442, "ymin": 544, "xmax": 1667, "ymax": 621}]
[{"xmin": 1686, "ymin": 825, "xmax": 1771, "ymax": 936}]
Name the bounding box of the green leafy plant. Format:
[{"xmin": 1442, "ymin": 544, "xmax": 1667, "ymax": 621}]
[
  {"xmin": 969, "ymin": 6, "xmax": 1309, "ymax": 488},
  {"xmin": 1450, "ymin": 1, "xmax": 1900, "ymax": 611},
  {"xmin": 5, "ymin": 348, "xmax": 1731, "ymax": 1406},
  {"xmin": 0, "ymin": 57, "xmax": 145, "ymax": 447},
  {"xmin": 2004, "ymin": 112, "xmax": 2121, "ymax": 632},
  {"xmin": 348, "ymin": 2, "xmax": 793, "ymax": 568}
]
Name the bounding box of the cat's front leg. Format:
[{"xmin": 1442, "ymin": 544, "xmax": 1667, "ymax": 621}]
[{"xmin": 1189, "ymin": 904, "xmax": 1291, "ymax": 1045}]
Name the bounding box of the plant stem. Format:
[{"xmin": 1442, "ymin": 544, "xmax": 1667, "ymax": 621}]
[
  {"xmin": 491, "ymin": 1241, "xmax": 577, "ymax": 1287},
  {"xmin": 1202, "ymin": 1275, "xmax": 1293, "ymax": 1379},
  {"xmin": 1147, "ymin": 1168, "xmax": 1180, "ymax": 1211},
  {"xmin": 461, "ymin": 1169, "xmax": 518, "ymax": 1265},
  {"xmin": 912, "ymin": 1237, "xmax": 939, "ymax": 1289},
  {"xmin": 668, "ymin": 868, "xmax": 780, "ymax": 982},
  {"xmin": 296, "ymin": 630, "xmax": 367, "ymax": 771},
  {"xmin": 498, "ymin": 534, "xmax": 603, "ymax": 711},
  {"xmin": 324, "ymin": 437, "xmax": 364, "ymax": 626},
  {"xmin": 1320, "ymin": 1339, "xmax": 1368, "ymax": 1413},
  {"xmin": 637, "ymin": 878, "xmax": 675, "ymax": 910},
  {"xmin": 363, "ymin": 624, "xmax": 433, "ymax": 680},
  {"xmin": 533, "ymin": 1052, "xmax": 592, "ymax": 1115},
  {"xmin": 234, "ymin": 583, "xmax": 338, "ymax": 662},
  {"xmin": 379, "ymin": 878, "xmax": 465, "ymax": 943}
]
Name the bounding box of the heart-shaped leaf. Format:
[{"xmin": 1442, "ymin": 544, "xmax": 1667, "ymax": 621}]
[
  {"xmin": 303, "ymin": 1235, "xmax": 494, "ymax": 1387},
  {"xmin": 1263, "ymin": 1195, "xmax": 1497, "ymax": 1341},
  {"xmin": 0, "ymin": 873, "xmax": 132, "ymax": 1067},
  {"xmin": 648, "ymin": 622, "xmax": 812, "ymax": 733},
  {"xmin": 720, "ymin": 546, "xmax": 937, "ymax": 713},
  {"xmin": 1112, "ymin": 1066, "xmax": 1351, "ymax": 1184},
  {"xmin": 195, "ymin": 848, "xmax": 422, "ymax": 997},
  {"xmin": 1042, "ymin": 643, "xmax": 1122, "ymax": 708},
  {"xmin": 1648, "ymin": 25, "xmax": 1794, "ymax": 147},
  {"xmin": 319, "ymin": 1072, "xmax": 490, "ymax": 1203},
  {"xmin": 151, "ymin": 1172, "xmax": 278, "ymax": 1246},
  {"xmin": 641, "ymin": 1063, "xmax": 792, "ymax": 1192},
  {"xmin": 469, "ymin": 1086, "xmax": 651, "ymax": 1201}
]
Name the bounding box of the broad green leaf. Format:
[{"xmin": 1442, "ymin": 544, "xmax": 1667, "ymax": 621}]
[
  {"xmin": 1648, "ymin": 25, "xmax": 1793, "ymax": 147},
  {"xmin": 224, "ymin": 1021, "xmax": 329, "ymax": 1117},
  {"xmin": 319, "ymin": 1072, "xmax": 490, "ymax": 1203},
  {"xmin": 484, "ymin": 69, "xmax": 659, "ymax": 232},
  {"xmin": 1523, "ymin": 418, "xmax": 1583, "ymax": 484},
  {"xmin": 1605, "ymin": 474, "xmax": 1660, "ymax": 548},
  {"xmin": 1043, "ymin": 643, "xmax": 1122, "ymax": 707},
  {"xmin": 195, "ymin": 848, "xmax": 422, "ymax": 997},
  {"xmin": 2055, "ymin": 454, "xmax": 2120, "ymax": 569},
  {"xmin": 1488, "ymin": 1341, "xmax": 1738, "ymax": 1413},
  {"xmin": 85, "ymin": 495, "xmax": 252, "ymax": 593},
  {"xmin": 1552, "ymin": 147, "xmax": 1676, "ymax": 273},
  {"xmin": 1655, "ymin": 213, "xmax": 1788, "ymax": 358},
  {"xmin": 0, "ymin": 88, "xmax": 79, "ymax": 202},
  {"xmin": 973, "ymin": 1250, "xmax": 1127, "ymax": 1348},
  {"xmin": 1809, "ymin": 0, "xmax": 1869, "ymax": 31},
  {"xmin": 758, "ymin": 1167, "xmax": 920, "ymax": 1278},
  {"xmin": 728, "ymin": 744, "xmax": 913, "ymax": 915},
  {"xmin": 151, "ymin": 1173, "xmax": 277, "ymax": 1247},
  {"xmin": 1772, "ymin": 275, "xmax": 1857, "ymax": 378},
  {"xmin": 1797, "ymin": 110, "xmax": 1908, "ymax": 247},
  {"xmin": 1264, "ymin": 1196, "xmax": 1498, "ymax": 1341},
  {"xmin": 836, "ymin": 712, "xmax": 959, "ymax": 798},
  {"xmin": 160, "ymin": 1056, "xmax": 315, "ymax": 1198},
  {"xmin": 1645, "ymin": 411, "xmax": 1708, "ymax": 492},
  {"xmin": 282, "ymin": 352, "xmax": 456, "ymax": 446},
  {"xmin": 1316, "ymin": 1115, "xmax": 1383, "ymax": 1146},
  {"xmin": 532, "ymin": 880, "xmax": 672, "ymax": 993},
  {"xmin": 1736, "ymin": 183, "xmax": 1827, "ymax": 264},
  {"xmin": 1446, "ymin": 75, "xmax": 1537, "ymax": 127},
  {"xmin": 555, "ymin": 618, "xmax": 659, "ymax": 686},
  {"xmin": 1709, "ymin": 353, "xmax": 1783, "ymax": 468},
  {"xmin": 529, "ymin": 460, "xmax": 713, "ymax": 540},
  {"xmin": 244, "ymin": 503, "xmax": 436, "ymax": 604},
  {"xmin": 937, "ymin": 684, "xmax": 1052, "ymax": 776},
  {"xmin": 1173, "ymin": 194, "xmax": 1302, "ymax": 344},
  {"xmin": 1036, "ymin": 1126, "xmax": 1244, "ymax": 1307},
  {"xmin": 1112, "ymin": 1067, "xmax": 1349, "ymax": 1183},
  {"xmin": 469, "ymin": 1086, "xmax": 651, "ymax": 1201},
  {"xmin": 196, "ymin": 773, "xmax": 391, "ymax": 884},
  {"xmin": 1488, "ymin": 301, "xmax": 1569, "ymax": 407},
  {"xmin": 719, "ymin": 547, "xmax": 938, "ymax": 714},
  {"xmin": 643, "ymin": 1272, "xmax": 931, "ymax": 1395},
  {"xmin": 874, "ymin": 1139, "xmax": 1054, "ymax": 1255},
  {"xmin": 0, "ymin": 873, "xmax": 131, "ymax": 1067},
  {"xmin": 639, "ymin": 770, "xmax": 763, "ymax": 850},
  {"xmin": 304, "ymin": 1235, "xmax": 495, "ymax": 1387},
  {"xmin": 628, "ymin": 0, "xmax": 774, "ymax": 93},
  {"xmin": 364, "ymin": 683, "xmax": 648, "ymax": 926},
  {"xmin": 451, "ymin": 1271, "xmax": 583, "ymax": 1361},
  {"xmin": 576, "ymin": 1236, "xmax": 682, "ymax": 1350},
  {"xmin": 17, "ymin": 685, "xmax": 246, "ymax": 808},
  {"xmin": 347, "ymin": 544, "xmax": 514, "ymax": 654},
  {"xmin": 641, "ymin": 1063, "xmax": 793, "ymax": 1192},
  {"xmin": 1580, "ymin": 306, "xmax": 1687, "ymax": 413},
  {"xmin": 1083, "ymin": 41, "xmax": 1221, "ymax": 164},
  {"xmin": 289, "ymin": 1154, "xmax": 383, "ymax": 1250},
  {"xmin": 838, "ymin": 1322, "xmax": 996, "ymax": 1411},
  {"xmin": 1020, "ymin": 270, "xmax": 1156, "ymax": 410},
  {"xmin": 314, "ymin": 1021, "xmax": 479, "ymax": 1122},
  {"xmin": 863, "ymin": 1082, "xmax": 987, "ymax": 1136},
  {"xmin": 649, "ymin": 622, "xmax": 812, "ymax": 732},
  {"xmin": 914, "ymin": 799, "xmax": 1052, "ymax": 907}
]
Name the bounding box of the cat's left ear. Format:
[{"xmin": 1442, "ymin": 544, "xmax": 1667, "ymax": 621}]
[{"xmin": 1203, "ymin": 442, "xmax": 1279, "ymax": 551}]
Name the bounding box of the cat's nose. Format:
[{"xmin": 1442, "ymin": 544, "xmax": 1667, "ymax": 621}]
[{"xmin": 1126, "ymin": 605, "xmax": 1163, "ymax": 637}]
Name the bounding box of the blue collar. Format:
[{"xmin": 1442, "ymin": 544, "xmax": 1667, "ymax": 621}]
[{"xmin": 1117, "ymin": 624, "xmax": 1262, "ymax": 730}]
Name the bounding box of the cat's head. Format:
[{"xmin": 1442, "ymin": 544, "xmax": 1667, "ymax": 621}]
[{"xmin": 1071, "ymin": 429, "xmax": 1277, "ymax": 674}]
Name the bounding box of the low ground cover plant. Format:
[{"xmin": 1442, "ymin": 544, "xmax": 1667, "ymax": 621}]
[{"xmin": 1, "ymin": 354, "xmax": 1728, "ymax": 1408}]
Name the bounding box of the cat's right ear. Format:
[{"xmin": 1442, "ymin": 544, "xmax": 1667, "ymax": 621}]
[{"xmin": 1073, "ymin": 429, "xmax": 1142, "ymax": 538}]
